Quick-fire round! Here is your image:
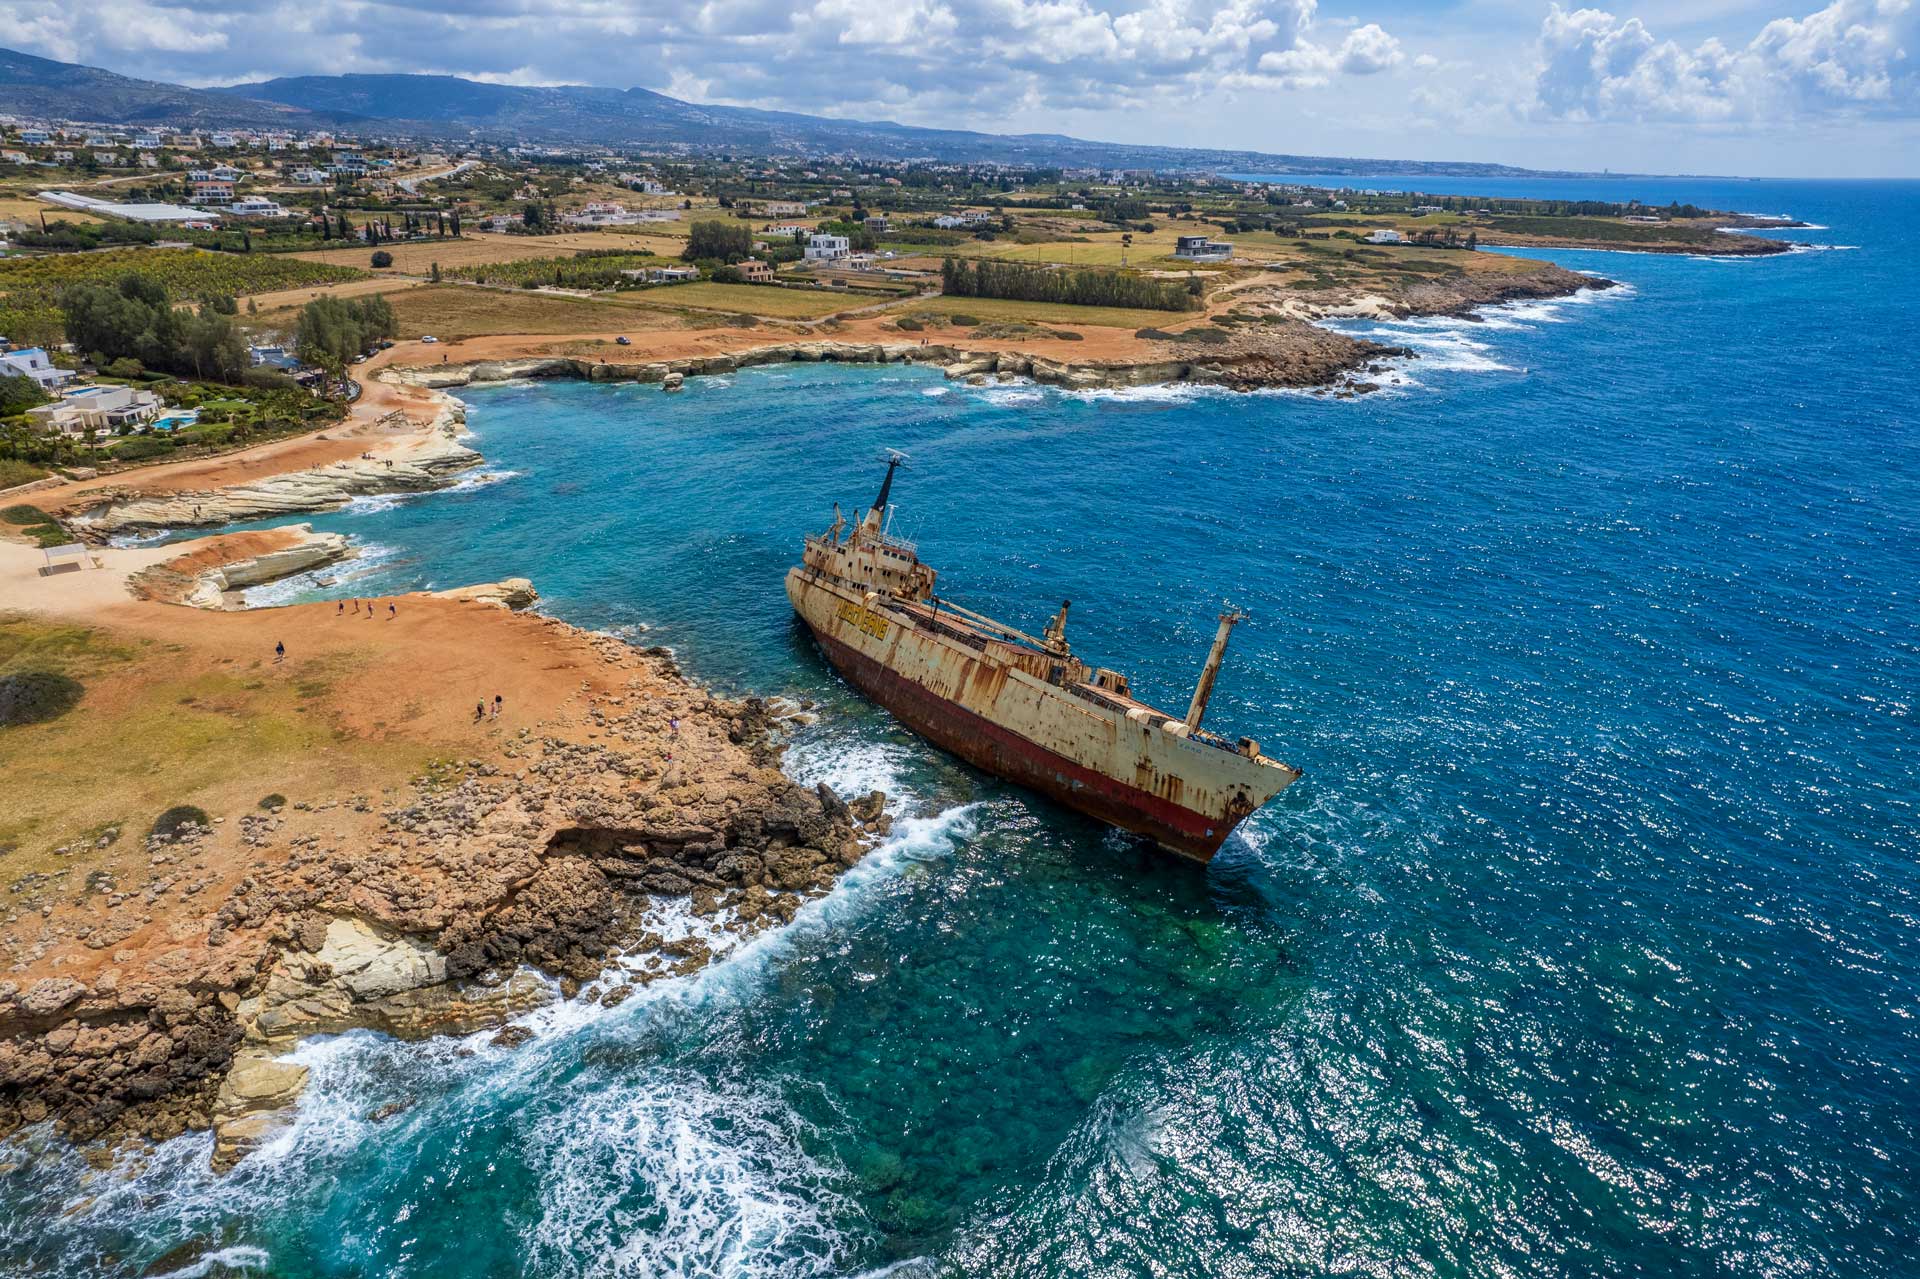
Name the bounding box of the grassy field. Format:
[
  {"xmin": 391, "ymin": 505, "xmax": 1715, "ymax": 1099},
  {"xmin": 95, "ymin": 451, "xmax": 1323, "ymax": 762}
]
[
  {"xmin": 239, "ymin": 275, "xmax": 429, "ymax": 316},
  {"xmin": 624, "ymin": 282, "xmax": 864, "ymax": 319},
  {"xmin": 0, "ymin": 615, "xmax": 427, "ymax": 865},
  {"xmin": 901, "ymin": 296, "xmax": 1204, "ymax": 330},
  {"xmin": 373, "ymin": 285, "xmax": 688, "ymax": 340},
  {"xmin": 288, "ymin": 230, "xmax": 688, "ymax": 275},
  {"xmin": 0, "ymin": 194, "xmax": 101, "ymax": 225},
  {"xmin": 921, "ymin": 225, "xmax": 1219, "ymax": 269}
]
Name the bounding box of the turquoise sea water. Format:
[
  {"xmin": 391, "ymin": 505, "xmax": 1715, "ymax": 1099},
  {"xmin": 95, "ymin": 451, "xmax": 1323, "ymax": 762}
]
[{"xmin": 4, "ymin": 180, "xmax": 1917, "ymax": 1278}]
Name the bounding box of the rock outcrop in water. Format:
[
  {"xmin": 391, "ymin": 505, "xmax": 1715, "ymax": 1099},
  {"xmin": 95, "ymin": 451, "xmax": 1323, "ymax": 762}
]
[
  {"xmin": 129, "ymin": 525, "xmax": 354, "ymax": 610},
  {"xmin": 60, "ymin": 419, "xmax": 480, "ymax": 542},
  {"xmin": 0, "ymin": 625, "xmax": 886, "ymax": 1169}
]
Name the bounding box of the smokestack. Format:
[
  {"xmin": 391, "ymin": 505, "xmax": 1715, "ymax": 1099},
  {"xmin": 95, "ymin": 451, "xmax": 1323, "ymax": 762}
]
[{"xmin": 1183, "ymin": 610, "xmax": 1243, "ymax": 733}]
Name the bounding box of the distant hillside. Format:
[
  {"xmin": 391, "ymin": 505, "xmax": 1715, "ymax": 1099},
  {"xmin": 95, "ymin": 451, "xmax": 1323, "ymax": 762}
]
[
  {"xmin": 0, "ymin": 47, "xmax": 350, "ymax": 129},
  {"xmin": 2, "ymin": 45, "xmax": 1567, "ymax": 177}
]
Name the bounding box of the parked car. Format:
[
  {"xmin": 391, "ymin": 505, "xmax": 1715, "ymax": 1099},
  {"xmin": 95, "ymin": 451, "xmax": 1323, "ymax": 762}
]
[
  {"xmin": 615, "ymin": 335, "xmax": 630, "ymax": 346},
  {"xmin": 420, "ymin": 335, "xmax": 439, "ymax": 344}
]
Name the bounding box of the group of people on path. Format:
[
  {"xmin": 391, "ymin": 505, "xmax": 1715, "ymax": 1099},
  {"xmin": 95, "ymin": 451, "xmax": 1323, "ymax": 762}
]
[
  {"xmin": 337, "ymin": 599, "xmax": 397, "ymax": 619},
  {"xmin": 475, "ymin": 694, "xmax": 504, "ymax": 722}
]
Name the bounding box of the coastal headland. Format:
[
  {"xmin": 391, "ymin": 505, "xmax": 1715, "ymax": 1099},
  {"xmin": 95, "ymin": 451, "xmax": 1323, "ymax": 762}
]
[{"xmin": 0, "ymin": 246, "xmax": 1610, "ymax": 1170}]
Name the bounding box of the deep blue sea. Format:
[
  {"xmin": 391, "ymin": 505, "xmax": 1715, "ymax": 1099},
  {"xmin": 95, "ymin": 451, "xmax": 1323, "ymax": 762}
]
[{"xmin": 4, "ymin": 180, "xmax": 1916, "ymax": 1279}]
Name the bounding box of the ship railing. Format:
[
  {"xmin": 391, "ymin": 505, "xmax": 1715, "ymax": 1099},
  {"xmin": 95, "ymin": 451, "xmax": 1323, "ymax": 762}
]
[{"xmin": 868, "ymin": 530, "xmax": 917, "ymax": 555}]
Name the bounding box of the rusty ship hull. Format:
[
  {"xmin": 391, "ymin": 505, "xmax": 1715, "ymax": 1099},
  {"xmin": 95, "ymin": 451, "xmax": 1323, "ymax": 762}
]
[{"xmin": 786, "ymin": 567, "xmax": 1300, "ymax": 861}]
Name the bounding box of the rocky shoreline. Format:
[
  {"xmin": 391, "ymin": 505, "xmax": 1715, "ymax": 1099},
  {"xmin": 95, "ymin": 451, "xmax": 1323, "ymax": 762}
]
[
  {"xmin": 0, "ymin": 618, "xmax": 893, "ymax": 1170},
  {"xmin": 386, "ymin": 322, "xmax": 1400, "ymax": 400},
  {"xmin": 58, "ymin": 404, "xmax": 480, "ymax": 542}
]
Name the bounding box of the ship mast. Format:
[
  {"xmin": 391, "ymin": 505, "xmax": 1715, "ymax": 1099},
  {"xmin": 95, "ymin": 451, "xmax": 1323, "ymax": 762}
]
[
  {"xmin": 863, "ymin": 449, "xmax": 909, "ymax": 534},
  {"xmin": 1183, "ymin": 610, "xmax": 1243, "ymax": 733}
]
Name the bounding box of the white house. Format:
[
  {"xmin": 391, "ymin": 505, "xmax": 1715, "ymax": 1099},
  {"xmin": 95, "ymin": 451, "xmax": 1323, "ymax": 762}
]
[
  {"xmin": 804, "ymin": 233, "xmax": 850, "ymax": 262},
  {"xmin": 189, "ymin": 174, "xmax": 236, "ymax": 204},
  {"xmin": 1173, "ymin": 235, "xmax": 1234, "ymax": 260},
  {"xmin": 0, "ymin": 347, "xmax": 74, "ymax": 391},
  {"xmin": 1363, "ymin": 229, "xmax": 1404, "ymax": 244},
  {"xmin": 291, "ymin": 167, "xmax": 330, "ymax": 185},
  {"xmin": 228, "ymin": 197, "xmax": 290, "ymax": 217},
  {"xmin": 18, "ymin": 129, "xmax": 49, "ymax": 145},
  {"xmin": 27, "ymin": 385, "xmax": 163, "ymax": 436},
  {"xmin": 133, "ymin": 134, "xmax": 163, "ymax": 150},
  {"xmin": 620, "ymin": 266, "xmax": 699, "ymax": 284}
]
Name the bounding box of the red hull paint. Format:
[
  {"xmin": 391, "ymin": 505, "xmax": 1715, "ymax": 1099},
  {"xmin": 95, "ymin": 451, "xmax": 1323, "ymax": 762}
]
[{"xmin": 808, "ymin": 625, "xmax": 1239, "ymax": 862}]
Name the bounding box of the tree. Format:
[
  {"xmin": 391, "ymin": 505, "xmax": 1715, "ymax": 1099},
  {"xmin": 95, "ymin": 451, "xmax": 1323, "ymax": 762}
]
[
  {"xmin": 372, "ymin": 250, "xmax": 394, "ymax": 268},
  {"xmin": 294, "ymin": 294, "xmax": 397, "ymax": 375},
  {"xmin": 0, "ymin": 372, "xmax": 46, "ymax": 417},
  {"xmin": 683, "ymin": 219, "xmax": 752, "ymax": 262}
]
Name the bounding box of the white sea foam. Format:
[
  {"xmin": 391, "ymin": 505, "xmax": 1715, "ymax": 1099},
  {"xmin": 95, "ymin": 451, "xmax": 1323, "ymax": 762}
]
[
  {"xmin": 973, "ymin": 384, "xmax": 1047, "ymax": 408},
  {"xmin": 920, "ymin": 385, "xmax": 953, "ymax": 398},
  {"xmin": 444, "ymin": 467, "xmax": 522, "ymax": 493},
  {"xmin": 239, "ymin": 540, "xmax": 399, "ymax": 608},
  {"xmin": 142, "ymin": 1245, "xmax": 274, "ymax": 1278},
  {"xmin": 522, "ymin": 1070, "xmax": 859, "ymax": 1279},
  {"xmin": 107, "ymin": 528, "xmax": 176, "ymax": 549}
]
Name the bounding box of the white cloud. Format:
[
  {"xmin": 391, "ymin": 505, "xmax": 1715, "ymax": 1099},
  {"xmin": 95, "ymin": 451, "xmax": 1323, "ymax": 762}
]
[
  {"xmin": 0, "ymin": 0, "xmax": 1413, "ymax": 119},
  {"xmin": 1532, "ymin": 0, "xmax": 1920, "ymax": 122},
  {"xmin": 1337, "ymin": 23, "xmax": 1405, "ymax": 74}
]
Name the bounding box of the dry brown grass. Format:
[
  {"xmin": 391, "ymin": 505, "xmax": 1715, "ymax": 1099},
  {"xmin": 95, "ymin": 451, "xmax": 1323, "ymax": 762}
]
[
  {"xmin": 380, "ymin": 285, "xmax": 690, "ymax": 340},
  {"xmin": 286, "ymin": 230, "xmax": 684, "ymax": 275},
  {"xmin": 0, "ymin": 194, "xmax": 102, "ymax": 225}
]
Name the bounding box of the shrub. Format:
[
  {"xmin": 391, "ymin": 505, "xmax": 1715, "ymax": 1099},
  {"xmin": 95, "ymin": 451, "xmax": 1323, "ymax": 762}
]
[
  {"xmin": 949, "ymin": 314, "xmax": 980, "ymax": 326},
  {"xmin": 1048, "ymin": 329, "xmax": 1085, "ymax": 341},
  {"xmin": 893, "ymin": 316, "xmax": 924, "ymax": 331},
  {"xmin": 111, "ymin": 437, "xmax": 173, "ymax": 461},
  {"xmin": 371, "ymin": 250, "xmax": 394, "ymax": 268},
  {"xmin": 150, "ymin": 805, "xmax": 212, "ymax": 840},
  {"xmin": 0, "ymin": 459, "xmax": 48, "ymax": 489},
  {"xmin": 258, "ymin": 793, "xmax": 287, "ymax": 811},
  {"xmin": 0, "ymin": 671, "xmax": 84, "ymax": 727}
]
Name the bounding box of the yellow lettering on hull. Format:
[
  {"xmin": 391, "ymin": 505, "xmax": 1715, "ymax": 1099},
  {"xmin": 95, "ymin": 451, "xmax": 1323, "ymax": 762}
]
[{"xmin": 836, "ymin": 600, "xmax": 890, "ymax": 639}]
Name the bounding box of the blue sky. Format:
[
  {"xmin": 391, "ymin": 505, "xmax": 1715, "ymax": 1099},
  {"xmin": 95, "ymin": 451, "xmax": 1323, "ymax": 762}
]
[{"xmin": 6, "ymin": 0, "xmax": 1916, "ymax": 176}]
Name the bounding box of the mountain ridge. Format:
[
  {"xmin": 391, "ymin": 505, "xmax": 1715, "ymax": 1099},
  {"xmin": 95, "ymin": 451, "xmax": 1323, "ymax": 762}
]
[{"xmin": 3, "ymin": 45, "xmax": 1587, "ymax": 178}]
